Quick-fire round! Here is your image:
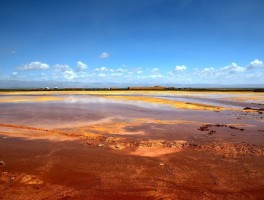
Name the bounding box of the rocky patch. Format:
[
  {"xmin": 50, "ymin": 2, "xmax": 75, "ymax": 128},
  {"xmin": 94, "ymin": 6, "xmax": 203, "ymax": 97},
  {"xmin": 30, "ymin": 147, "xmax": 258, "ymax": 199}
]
[
  {"xmin": 243, "ymin": 107, "xmax": 264, "ymax": 114},
  {"xmin": 198, "ymin": 123, "xmax": 245, "ymax": 135}
]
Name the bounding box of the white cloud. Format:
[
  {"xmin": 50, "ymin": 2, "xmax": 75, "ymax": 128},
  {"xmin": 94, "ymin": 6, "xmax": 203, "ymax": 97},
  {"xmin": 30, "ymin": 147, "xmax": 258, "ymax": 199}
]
[
  {"xmin": 247, "ymin": 59, "xmax": 264, "ymax": 70},
  {"xmin": 95, "ymin": 66, "xmax": 109, "ymax": 71},
  {"xmin": 76, "ymin": 61, "xmax": 87, "ymax": 72},
  {"xmin": 196, "ymin": 62, "xmax": 247, "ymax": 80},
  {"xmin": 199, "ymin": 63, "xmax": 245, "ymax": 75},
  {"xmin": 39, "ymin": 73, "xmax": 48, "ymax": 80},
  {"xmin": 98, "ymin": 73, "xmax": 106, "ymax": 77},
  {"xmin": 9, "ymin": 59, "xmax": 264, "ymax": 85},
  {"xmin": 150, "ymin": 74, "xmax": 163, "ymax": 78},
  {"xmin": 53, "ymin": 64, "xmax": 78, "ymax": 80},
  {"xmin": 221, "ymin": 63, "xmax": 246, "ymax": 73},
  {"xmin": 175, "ymin": 65, "xmax": 187, "ymax": 71},
  {"xmin": 54, "ymin": 64, "xmax": 71, "ymax": 72},
  {"xmin": 99, "ymin": 52, "xmax": 110, "ymax": 59},
  {"xmin": 18, "ymin": 61, "xmax": 49, "ymax": 71},
  {"xmin": 199, "ymin": 67, "xmax": 215, "ymax": 76},
  {"xmin": 151, "ymin": 68, "xmax": 159, "ymax": 73},
  {"xmin": 63, "ymin": 70, "xmax": 77, "ymax": 80},
  {"xmin": 111, "ymin": 73, "xmax": 122, "ymax": 76},
  {"xmin": 116, "ymin": 68, "xmax": 127, "ymax": 73}
]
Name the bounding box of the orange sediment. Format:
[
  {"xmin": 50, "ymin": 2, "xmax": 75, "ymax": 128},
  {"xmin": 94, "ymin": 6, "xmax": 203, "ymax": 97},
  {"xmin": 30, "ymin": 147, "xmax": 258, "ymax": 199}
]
[
  {"xmin": 103, "ymin": 95, "xmax": 237, "ymax": 111},
  {"xmin": 0, "ymin": 96, "xmax": 63, "ymax": 103}
]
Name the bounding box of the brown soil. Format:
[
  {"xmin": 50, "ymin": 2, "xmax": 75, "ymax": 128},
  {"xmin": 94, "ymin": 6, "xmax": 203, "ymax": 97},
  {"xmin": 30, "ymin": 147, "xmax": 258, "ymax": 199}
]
[
  {"xmin": 1, "ymin": 135, "xmax": 264, "ymax": 200},
  {"xmin": 0, "ymin": 93, "xmax": 264, "ymax": 199}
]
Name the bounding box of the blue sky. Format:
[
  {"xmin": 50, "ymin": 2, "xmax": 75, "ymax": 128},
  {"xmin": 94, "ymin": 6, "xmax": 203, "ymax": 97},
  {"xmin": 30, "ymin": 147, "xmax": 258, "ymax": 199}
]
[{"xmin": 0, "ymin": 0, "xmax": 264, "ymax": 87}]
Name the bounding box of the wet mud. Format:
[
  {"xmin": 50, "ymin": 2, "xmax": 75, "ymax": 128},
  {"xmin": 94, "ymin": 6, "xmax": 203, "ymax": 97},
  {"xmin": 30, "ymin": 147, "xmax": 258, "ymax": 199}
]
[{"xmin": 0, "ymin": 92, "xmax": 264, "ymax": 199}]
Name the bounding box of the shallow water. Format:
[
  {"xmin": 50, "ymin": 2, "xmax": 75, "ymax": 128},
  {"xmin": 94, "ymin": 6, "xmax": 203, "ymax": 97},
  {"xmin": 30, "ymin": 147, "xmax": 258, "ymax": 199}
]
[
  {"xmin": 0, "ymin": 94, "xmax": 263, "ymax": 132},
  {"xmin": 0, "ymin": 95, "xmax": 263, "ymax": 142},
  {"xmin": 158, "ymin": 96, "xmax": 243, "ymax": 108}
]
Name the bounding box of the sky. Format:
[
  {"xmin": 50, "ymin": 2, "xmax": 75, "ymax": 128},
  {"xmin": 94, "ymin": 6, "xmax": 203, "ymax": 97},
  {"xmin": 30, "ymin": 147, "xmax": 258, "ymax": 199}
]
[{"xmin": 0, "ymin": 0, "xmax": 264, "ymax": 87}]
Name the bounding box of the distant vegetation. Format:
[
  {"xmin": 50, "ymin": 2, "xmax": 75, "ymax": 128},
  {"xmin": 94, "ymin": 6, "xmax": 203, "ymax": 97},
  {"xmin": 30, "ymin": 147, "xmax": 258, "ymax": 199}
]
[{"xmin": 0, "ymin": 86, "xmax": 264, "ymax": 92}]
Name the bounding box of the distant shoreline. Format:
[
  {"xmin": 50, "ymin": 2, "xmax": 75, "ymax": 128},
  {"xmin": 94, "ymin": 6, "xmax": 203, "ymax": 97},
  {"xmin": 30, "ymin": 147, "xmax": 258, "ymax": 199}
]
[{"xmin": 0, "ymin": 87, "xmax": 264, "ymax": 92}]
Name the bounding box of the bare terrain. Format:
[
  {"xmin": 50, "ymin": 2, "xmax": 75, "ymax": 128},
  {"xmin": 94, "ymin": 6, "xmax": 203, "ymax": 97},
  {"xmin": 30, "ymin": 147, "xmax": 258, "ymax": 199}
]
[{"xmin": 0, "ymin": 91, "xmax": 264, "ymax": 200}]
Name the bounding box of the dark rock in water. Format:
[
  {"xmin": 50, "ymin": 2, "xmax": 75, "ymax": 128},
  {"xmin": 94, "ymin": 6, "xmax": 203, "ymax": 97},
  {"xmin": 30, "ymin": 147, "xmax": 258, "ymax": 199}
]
[
  {"xmin": 198, "ymin": 124, "xmax": 212, "ymax": 131},
  {"xmin": 198, "ymin": 126, "xmax": 209, "ymax": 131},
  {"xmin": 243, "ymin": 107, "xmax": 264, "ymax": 113},
  {"xmin": 208, "ymin": 130, "xmax": 216, "ymax": 135},
  {"xmin": 229, "ymin": 125, "xmax": 245, "ymax": 131},
  {"xmin": 215, "ymin": 124, "xmax": 225, "ymax": 127},
  {"xmin": 243, "ymin": 107, "xmax": 252, "ymax": 110}
]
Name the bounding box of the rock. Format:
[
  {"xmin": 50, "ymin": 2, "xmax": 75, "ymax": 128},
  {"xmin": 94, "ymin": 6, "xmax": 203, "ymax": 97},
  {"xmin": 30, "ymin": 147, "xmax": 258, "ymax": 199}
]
[
  {"xmin": 97, "ymin": 144, "xmax": 104, "ymax": 147},
  {"xmin": 243, "ymin": 107, "xmax": 264, "ymax": 113},
  {"xmin": 215, "ymin": 124, "xmax": 225, "ymax": 127},
  {"xmin": 0, "ymin": 161, "xmax": 5, "ymax": 166},
  {"xmin": 159, "ymin": 163, "xmax": 165, "ymax": 166},
  {"xmin": 208, "ymin": 130, "xmax": 216, "ymax": 135},
  {"xmin": 243, "ymin": 107, "xmax": 252, "ymax": 110},
  {"xmin": 198, "ymin": 126, "xmax": 209, "ymax": 131}
]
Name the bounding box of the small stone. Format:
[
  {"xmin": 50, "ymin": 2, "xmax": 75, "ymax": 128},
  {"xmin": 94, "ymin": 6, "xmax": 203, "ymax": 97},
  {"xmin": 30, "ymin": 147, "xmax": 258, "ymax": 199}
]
[
  {"xmin": 159, "ymin": 163, "xmax": 165, "ymax": 166},
  {"xmin": 115, "ymin": 145, "xmax": 120, "ymax": 149},
  {"xmin": 208, "ymin": 130, "xmax": 216, "ymax": 135},
  {"xmin": 97, "ymin": 144, "xmax": 104, "ymax": 147},
  {"xmin": 10, "ymin": 176, "xmax": 15, "ymax": 181},
  {"xmin": 0, "ymin": 161, "xmax": 5, "ymax": 166}
]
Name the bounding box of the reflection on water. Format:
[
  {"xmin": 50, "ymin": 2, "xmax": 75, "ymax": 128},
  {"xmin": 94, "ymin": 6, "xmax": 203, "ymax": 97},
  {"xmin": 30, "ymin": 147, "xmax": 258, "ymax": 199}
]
[
  {"xmin": 61, "ymin": 93, "xmax": 264, "ymax": 107},
  {"xmin": 62, "ymin": 95, "xmax": 173, "ymax": 110},
  {"xmin": 0, "ymin": 93, "xmax": 263, "ymax": 130},
  {"xmin": 158, "ymin": 96, "xmax": 243, "ymax": 109}
]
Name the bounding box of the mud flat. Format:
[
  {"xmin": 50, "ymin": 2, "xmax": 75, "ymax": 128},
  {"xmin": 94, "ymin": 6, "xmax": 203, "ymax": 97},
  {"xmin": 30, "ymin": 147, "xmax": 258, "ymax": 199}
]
[{"xmin": 0, "ymin": 91, "xmax": 264, "ymax": 199}]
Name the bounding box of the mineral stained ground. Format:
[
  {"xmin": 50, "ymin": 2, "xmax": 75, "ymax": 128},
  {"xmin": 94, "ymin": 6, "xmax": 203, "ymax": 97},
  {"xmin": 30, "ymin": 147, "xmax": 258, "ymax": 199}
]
[{"xmin": 0, "ymin": 91, "xmax": 264, "ymax": 200}]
